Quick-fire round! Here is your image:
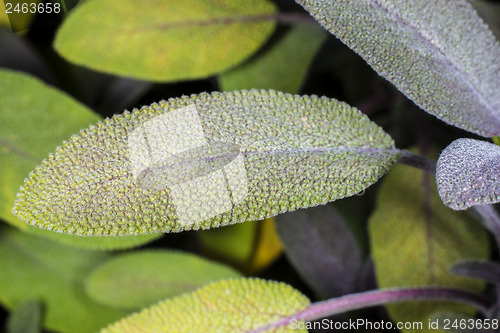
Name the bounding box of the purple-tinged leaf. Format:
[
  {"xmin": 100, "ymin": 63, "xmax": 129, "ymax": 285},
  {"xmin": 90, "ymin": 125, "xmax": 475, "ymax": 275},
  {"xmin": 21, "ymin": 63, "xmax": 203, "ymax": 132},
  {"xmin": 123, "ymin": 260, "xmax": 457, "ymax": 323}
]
[
  {"xmin": 436, "ymin": 138, "xmax": 500, "ymax": 210},
  {"xmin": 450, "ymin": 260, "xmax": 500, "ymax": 284},
  {"xmin": 295, "ymin": 0, "xmax": 500, "ymax": 137},
  {"xmin": 275, "ymin": 204, "xmax": 363, "ymax": 298}
]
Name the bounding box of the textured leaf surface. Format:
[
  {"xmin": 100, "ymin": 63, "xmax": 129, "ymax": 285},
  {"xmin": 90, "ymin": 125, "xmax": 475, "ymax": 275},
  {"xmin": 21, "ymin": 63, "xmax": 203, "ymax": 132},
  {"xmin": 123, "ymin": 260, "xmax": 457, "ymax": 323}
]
[
  {"xmin": 0, "ymin": 69, "xmax": 160, "ymax": 249},
  {"xmin": 85, "ymin": 250, "xmax": 242, "ymax": 309},
  {"xmin": 14, "ymin": 89, "xmax": 399, "ymax": 236},
  {"xmin": 275, "ymin": 204, "xmax": 363, "ymax": 298},
  {"xmin": 6, "ymin": 300, "xmax": 41, "ymax": 333},
  {"xmin": 100, "ymin": 278, "xmax": 309, "ymax": 333},
  {"xmin": 219, "ymin": 24, "xmax": 327, "ymax": 93},
  {"xmin": 0, "ymin": 226, "xmax": 129, "ymax": 333},
  {"xmin": 369, "ymin": 162, "xmax": 488, "ymax": 332},
  {"xmin": 437, "ymin": 138, "xmax": 500, "ymax": 210},
  {"xmin": 54, "ymin": 0, "xmax": 277, "ymax": 81},
  {"xmin": 296, "ymin": 0, "xmax": 500, "ymax": 136}
]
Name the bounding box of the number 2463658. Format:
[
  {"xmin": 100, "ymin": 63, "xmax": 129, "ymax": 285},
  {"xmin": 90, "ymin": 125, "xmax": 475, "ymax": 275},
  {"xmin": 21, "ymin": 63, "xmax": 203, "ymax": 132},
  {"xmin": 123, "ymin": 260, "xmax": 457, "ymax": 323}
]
[{"xmin": 5, "ymin": 2, "xmax": 61, "ymax": 14}]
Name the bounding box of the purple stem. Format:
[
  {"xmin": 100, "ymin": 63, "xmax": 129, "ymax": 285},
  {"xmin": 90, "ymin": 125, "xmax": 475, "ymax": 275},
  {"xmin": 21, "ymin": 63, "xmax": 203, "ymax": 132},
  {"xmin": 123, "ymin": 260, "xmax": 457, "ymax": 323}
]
[
  {"xmin": 398, "ymin": 150, "xmax": 436, "ymax": 174},
  {"xmin": 249, "ymin": 287, "xmax": 490, "ymax": 332}
]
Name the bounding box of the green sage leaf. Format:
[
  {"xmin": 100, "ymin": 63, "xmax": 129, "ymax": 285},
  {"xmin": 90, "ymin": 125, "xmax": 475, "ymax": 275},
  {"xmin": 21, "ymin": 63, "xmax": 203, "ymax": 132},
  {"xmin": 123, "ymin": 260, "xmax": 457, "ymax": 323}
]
[
  {"xmin": 0, "ymin": 226, "xmax": 130, "ymax": 333},
  {"xmin": 85, "ymin": 250, "xmax": 242, "ymax": 309},
  {"xmin": 296, "ymin": 0, "xmax": 500, "ymax": 137},
  {"xmin": 54, "ymin": 0, "xmax": 277, "ymax": 82},
  {"xmin": 100, "ymin": 278, "xmax": 309, "ymax": 333},
  {"xmin": 0, "ymin": 69, "xmax": 161, "ymax": 249},
  {"xmin": 369, "ymin": 161, "xmax": 489, "ymax": 333},
  {"xmin": 13, "ymin": 89, "xmax": 399, "ymax": 236},
  {"xmin": 437, "ymin": 138, "xmax": 500, "ymax": 210}
]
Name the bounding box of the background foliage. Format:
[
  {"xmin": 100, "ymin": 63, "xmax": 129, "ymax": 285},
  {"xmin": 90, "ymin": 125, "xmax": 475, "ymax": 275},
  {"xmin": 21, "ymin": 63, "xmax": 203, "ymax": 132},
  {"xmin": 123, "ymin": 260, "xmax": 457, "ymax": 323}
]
[{"xmin": 1, "ymin": 0, "xmax": 499, "ymax": 332}]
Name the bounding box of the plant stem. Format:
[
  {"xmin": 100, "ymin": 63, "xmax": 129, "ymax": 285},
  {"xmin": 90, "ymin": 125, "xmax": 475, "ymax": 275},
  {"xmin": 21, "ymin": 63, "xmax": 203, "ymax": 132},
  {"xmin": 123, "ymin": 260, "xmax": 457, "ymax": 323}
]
[
  {"xmin": 473, "ymin": 204, "xmax": 500, "ymax": 251},
  {"xmin": 250, "ymin": 287, "xmax": 490, "ymax": 332},
  {"xmin": 398, "ymin": 150, "xmax": 436, "ymax": 174}
]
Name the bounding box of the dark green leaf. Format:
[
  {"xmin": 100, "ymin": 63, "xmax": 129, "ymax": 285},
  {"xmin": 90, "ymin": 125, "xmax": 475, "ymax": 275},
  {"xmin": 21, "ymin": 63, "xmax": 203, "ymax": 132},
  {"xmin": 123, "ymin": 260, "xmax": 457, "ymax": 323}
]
[{"xmin": 0, "ymin": 226, "xmax": 129, "ymax": 333}]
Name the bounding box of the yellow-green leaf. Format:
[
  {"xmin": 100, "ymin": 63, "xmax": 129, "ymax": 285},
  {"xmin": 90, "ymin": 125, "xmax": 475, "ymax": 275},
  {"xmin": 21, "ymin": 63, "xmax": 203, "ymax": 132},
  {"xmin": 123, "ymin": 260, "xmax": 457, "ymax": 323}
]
[
  {"xmin": 219, "ymin": 24, "xmax": 327, "ymax": 93},
  {"xmin": 247, "ymin": 218, "xmax": 283, "ymax": 273},
  {"xmin": 13, "ymin": 89, "xmax": 399, "ymax": 236},
  {"xmin": 0, "ymin": 226, "xmax": 130, "ymax": 333},
  {"xmin": 100, "ymin": 278, "xmax": 310, "ymax": 333},
  {"xmin": 198, "ymin": 218, "xmax": 282, "ymax": 274},
  {"xmin": 199, "ymin": 220, "xmax": 257, "ymax": 264},
  {"xmin": 0, "ymin": 69, "xmax": 161, "ymax": 249},
  {"xmin": 54, "ymin": 0, "xmax": 277, "ymax": 82},
  {"xmin": 369, "ymin": 161, "xmax": 489, "ymax": 333},
  {"xmin": 85, "ymin": 250, "xmax": 242, "ymax": 309}
]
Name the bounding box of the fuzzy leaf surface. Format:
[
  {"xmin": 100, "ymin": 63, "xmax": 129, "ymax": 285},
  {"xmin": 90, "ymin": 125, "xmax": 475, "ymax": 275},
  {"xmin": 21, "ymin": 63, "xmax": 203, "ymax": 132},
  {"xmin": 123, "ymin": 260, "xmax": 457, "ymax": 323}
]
[
  {"xmin": 275, "ymin": 204, "xmax": 363, "ymax": 298},
  {"xmin": 14, "ymin": 90, "xmax": 399, "ymax": 236},
  {"xmin": 85, "ymin": 250, "xmax": 242, "ymax": 309},
  {"xmin": 437, "ymin": 138, "xmax": 500, "ymax": 210},
  {"xmin": 54, "ymin": 0, "xmax": 277, "ymax": 81},
  {"xmin": 0, "ymin": 69, "xmax": 161, "ymax": 249},
  {"xmin": 100, "ymin": 278, "xmax": 309, "ymax": 333},
  {"xmin": 296, "ymin": 0, "xmax": 500, "ymax": 136},
  {"xmin": 369, "ymin": 162, "xmax": 488, "ymax": 332}
]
